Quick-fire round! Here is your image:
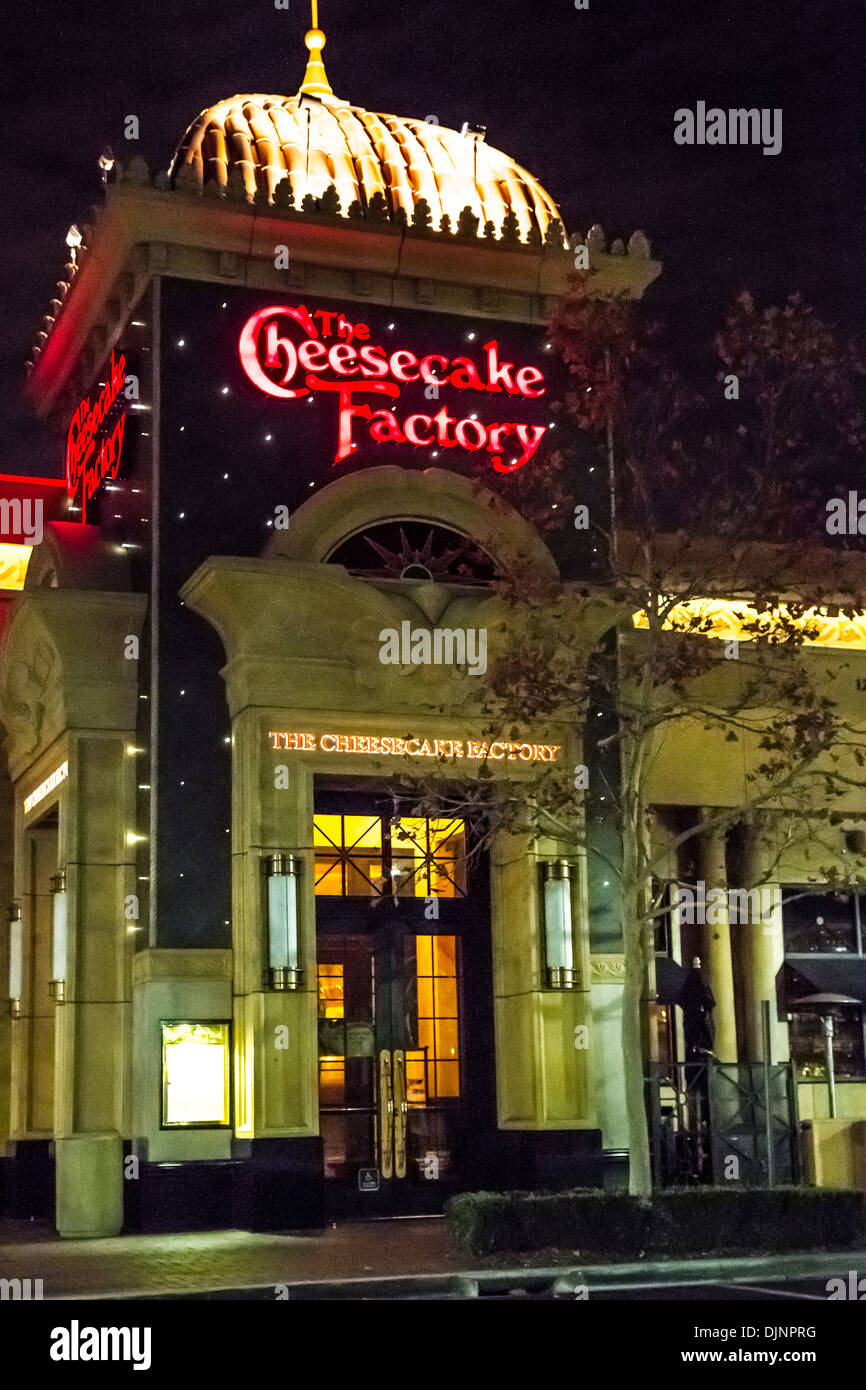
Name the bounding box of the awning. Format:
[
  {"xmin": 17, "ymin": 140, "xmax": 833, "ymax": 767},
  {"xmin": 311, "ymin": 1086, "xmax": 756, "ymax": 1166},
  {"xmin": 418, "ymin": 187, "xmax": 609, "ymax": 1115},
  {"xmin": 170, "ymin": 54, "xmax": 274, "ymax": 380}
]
[{"xmin": 777, "ymin": 959, "xmax": 866, "ymax": 1012}]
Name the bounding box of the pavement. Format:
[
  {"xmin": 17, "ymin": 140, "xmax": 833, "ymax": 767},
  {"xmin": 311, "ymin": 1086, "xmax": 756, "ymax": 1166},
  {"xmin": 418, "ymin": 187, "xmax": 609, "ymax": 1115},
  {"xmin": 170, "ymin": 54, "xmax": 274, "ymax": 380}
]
[{"xmin": 2, "ymin": 1217, "xmax": 866, "ymax": 1300}]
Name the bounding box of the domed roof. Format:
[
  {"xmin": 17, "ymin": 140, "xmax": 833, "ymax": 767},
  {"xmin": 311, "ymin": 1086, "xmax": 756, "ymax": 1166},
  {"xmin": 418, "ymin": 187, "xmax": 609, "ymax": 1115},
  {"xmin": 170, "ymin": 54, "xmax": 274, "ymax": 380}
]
[{"xmin": 170, "ymin": 24, "xmax": 564, "ymax": 243}]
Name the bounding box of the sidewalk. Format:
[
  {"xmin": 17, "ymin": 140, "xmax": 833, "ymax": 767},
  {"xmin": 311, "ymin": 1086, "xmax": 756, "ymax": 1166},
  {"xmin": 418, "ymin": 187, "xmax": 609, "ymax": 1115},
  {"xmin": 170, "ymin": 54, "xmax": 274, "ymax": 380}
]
[{"xmin": 2, "ymin": 1218, "xmax": 864, "ymax": 1299}]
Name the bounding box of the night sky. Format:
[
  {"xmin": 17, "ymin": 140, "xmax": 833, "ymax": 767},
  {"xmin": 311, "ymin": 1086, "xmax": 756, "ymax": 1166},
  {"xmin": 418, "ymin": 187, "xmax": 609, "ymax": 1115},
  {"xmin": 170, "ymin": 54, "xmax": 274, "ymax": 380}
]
[{"xmin": 2, "ymin": 0, "xmax": 863, "ymax": 474}]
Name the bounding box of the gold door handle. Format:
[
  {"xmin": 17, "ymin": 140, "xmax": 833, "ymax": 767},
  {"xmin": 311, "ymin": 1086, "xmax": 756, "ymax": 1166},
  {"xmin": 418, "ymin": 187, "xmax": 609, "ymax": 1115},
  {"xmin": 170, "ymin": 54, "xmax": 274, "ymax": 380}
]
[
  {"xmin": 379, "ymin": 1049, "xmax": 394, "ymax": 1180},
  {"xmin": 393, "ymin": 1049, "xmax": 407, "ymax": 1179}
]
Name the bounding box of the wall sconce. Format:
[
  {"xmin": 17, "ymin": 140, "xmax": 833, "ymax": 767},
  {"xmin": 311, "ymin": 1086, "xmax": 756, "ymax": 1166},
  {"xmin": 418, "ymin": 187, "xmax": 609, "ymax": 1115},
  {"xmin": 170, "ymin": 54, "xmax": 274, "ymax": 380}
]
[
  {"xmin": 265, "ymin": 854, "xmax": 301, "ymax": 991},
  {"xmin": 49, "ymin": 871, "xmax": 67, "ymax": 1002},
  {"xmin": 8, "ymin": 901, "xmax": 21, "ymax": 1018},
  {"xmin": 543, "ymin": 860, "xmax": 577, "ymax": 990}
]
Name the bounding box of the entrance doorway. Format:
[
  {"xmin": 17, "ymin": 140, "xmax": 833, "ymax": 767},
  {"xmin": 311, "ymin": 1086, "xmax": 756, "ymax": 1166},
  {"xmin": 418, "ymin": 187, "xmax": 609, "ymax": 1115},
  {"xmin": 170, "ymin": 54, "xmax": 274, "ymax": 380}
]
[{"xmin": 314, "ymin": 789, "xmax": 496, "ymax": 1215}]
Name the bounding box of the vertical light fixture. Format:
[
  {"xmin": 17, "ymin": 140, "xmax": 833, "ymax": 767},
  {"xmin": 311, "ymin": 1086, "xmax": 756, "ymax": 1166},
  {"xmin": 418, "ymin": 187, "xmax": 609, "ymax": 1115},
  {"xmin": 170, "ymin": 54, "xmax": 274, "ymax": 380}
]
[
  {"xmin": 8, "ymin": 901, "xmax": 22, "ymax": 1017},
  {"xmin": 265, "ymin": 854, "xmax": 301, "ymax": 990},
  {"xmin": 543, "ymin": 860, "xmax": 577, "ymax": 989},
  {"xmin": 49, "ymin": 870, "xmax": 68, "ymax": 1001}
]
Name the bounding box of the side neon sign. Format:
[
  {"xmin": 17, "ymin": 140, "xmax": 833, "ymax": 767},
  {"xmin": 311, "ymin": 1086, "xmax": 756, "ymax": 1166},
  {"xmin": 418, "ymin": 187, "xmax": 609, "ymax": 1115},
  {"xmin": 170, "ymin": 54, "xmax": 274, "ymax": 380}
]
[
  {"xmin": 65, "ymin": 351, "xmax": 128, "ymax": 512},
  {"xmin": 238, "ymin": 304, "xmax": 548, "ymax": 473},
  {"xmin": 23, "ymin": 761, "xmax": 68, "ymax": 815},
  {"xmin": 268, "ymin": 731, "xmax": 561, "ymax": 762}
]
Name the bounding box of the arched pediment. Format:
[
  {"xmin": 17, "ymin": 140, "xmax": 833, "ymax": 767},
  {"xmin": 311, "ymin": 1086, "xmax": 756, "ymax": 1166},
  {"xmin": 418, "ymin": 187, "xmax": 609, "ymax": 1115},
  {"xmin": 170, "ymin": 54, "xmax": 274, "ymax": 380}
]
[{"xmin": 264, "ymin": 466, "xmax": 559, "ymax": 579}]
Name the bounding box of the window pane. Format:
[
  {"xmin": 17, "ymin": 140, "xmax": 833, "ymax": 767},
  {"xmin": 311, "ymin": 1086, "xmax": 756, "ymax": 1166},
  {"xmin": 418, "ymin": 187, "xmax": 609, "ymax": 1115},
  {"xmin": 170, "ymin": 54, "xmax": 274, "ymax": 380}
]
[
  {"xmin": 434, "ymin": 1061, "xmax": 460, "ymax": 1098},
  {"xmin": 417, "ymin": 976, "xmax": 434, "ymax": 1019},
  {"xmin": 314, "ymin": 859, "xmax": 343, "ymax": 896},
  {"xmin": 405, "ymin": 1051, "xmax": 427, "ymax": 1105},
  {"xmin": 345, "ymin": 856, "xmax": 382, "ymax": 896},
  {"xmin": 319, "ymin": 1057, "xmax": 346, "ymax": 1104},
  {"xmin": 416, "ymin": 935, "xmax": 433, "ymax": 977},
  {"xmin": 391, "ymin": 817, "xmax": 466, "ymax": 898},
  {"xmin": 314, "ymin": 815, "xmax": 384, "ymax": 896},
  {"xmin": 343, "ymin": 816, "xmax": 382, "ymax": 851},
  {"xmin": 434, "ymin": 1018, "xmax": 460, "ymax": 1062},
  {"xmin": 790, "ymin": 1008, "xmax": 865, "ymax": 1078},
  {"xmin": 433, "ymin": 935, "xmax": 457, "ymax": 975},
  {"xmin": 317, "ymin": 963, "xmax": 344, "ymax": 1019},
  {"xmin": 782, "ymin": 890, "xmax": 857, "ymax": 954},
  {"xmin": 314, "ymin": 815, "xmax": 343, "ymax": 849},
  {"xmin": 434, "ymin": 975, "xmax": 458, "ymax": 1018}
]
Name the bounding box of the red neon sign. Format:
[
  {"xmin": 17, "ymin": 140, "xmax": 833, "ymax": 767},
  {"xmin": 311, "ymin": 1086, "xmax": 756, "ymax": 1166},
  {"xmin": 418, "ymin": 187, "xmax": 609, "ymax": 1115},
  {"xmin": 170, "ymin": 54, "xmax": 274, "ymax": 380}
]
[
  {"xmin": 238, "ymin": 305, "xmax": 548, "ymax": 472},
  {"xmin": 66, "ymin": 350, "xmax": 128, "ymax": 511}
]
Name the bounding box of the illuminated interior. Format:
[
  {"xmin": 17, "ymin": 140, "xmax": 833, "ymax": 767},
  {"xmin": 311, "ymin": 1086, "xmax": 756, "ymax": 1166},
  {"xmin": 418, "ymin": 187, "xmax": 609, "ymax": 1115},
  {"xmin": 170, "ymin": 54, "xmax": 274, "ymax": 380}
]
[
  {"xmin": 633, "ymin": 598, "xmax": 866, "ymax": 651},
  {"xmin": 391, "ymin": 819, "xmax": 467, "ymax": 898},
  {"xmin": 0, "ymin": 544, "xmax": 33, "ymax": 592},
  {"xmin": 413, "ymin": 935, "xmax": 461, "ymax": 1099},
  {"xmin": 161, "ymin": 1022, "xmax": 230, "ymax": 1127},
  {"xmin": 314, "ymin": 815, "xmax": 383, "ymax": 895},
  {"xmin": 317, "ymin": 962, "xmax": 346, "ymax": 1100},
  {"xmin": 313, "ymin": 814, "xmax": 466, "ymax": 897}
]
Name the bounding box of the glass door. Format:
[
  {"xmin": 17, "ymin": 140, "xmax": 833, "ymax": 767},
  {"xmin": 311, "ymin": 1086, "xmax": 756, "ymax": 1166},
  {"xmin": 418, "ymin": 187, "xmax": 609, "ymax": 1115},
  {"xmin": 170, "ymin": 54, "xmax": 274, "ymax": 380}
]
[{"xmin": 314, "ymin": 795, "xmax": 494, "ymax": 1215}]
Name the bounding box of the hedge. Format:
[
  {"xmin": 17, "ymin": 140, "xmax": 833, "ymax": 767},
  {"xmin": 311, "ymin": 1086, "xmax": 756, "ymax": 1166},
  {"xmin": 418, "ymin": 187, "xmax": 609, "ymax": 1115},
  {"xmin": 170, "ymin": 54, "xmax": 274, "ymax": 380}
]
[{"xmin": 445, "ymin": 1185, "xmax": 866, "ymax": 1258}]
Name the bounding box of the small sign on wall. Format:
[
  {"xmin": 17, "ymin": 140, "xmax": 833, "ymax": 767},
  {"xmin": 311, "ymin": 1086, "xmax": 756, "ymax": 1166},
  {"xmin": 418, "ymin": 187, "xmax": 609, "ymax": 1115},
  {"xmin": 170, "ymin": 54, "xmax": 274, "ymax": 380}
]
[{"xmin": 358, "ymin": 1167, "xmax": 379, "ymax": 1192}]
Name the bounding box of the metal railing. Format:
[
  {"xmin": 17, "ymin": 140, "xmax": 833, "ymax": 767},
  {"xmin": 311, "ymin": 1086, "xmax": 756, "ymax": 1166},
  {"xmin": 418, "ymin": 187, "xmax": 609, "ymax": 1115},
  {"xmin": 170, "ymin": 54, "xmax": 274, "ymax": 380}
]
[{"xmin": 646, "ymin": 1058, "xmax": 801, "ymax": 1187}]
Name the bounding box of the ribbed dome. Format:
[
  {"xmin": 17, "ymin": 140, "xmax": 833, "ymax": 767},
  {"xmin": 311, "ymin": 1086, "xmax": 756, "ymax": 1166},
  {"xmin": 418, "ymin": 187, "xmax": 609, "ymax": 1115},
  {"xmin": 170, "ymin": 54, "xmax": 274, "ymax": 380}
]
[{"xmin": 170, "ymin": 26, "xmax": 564, "ymax": 242}]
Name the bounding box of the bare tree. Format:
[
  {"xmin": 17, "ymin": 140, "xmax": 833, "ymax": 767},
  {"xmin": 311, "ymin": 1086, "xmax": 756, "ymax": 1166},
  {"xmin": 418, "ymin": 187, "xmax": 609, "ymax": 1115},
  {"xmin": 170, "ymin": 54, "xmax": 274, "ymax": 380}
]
[{"xmin": 409, "ymin": 281, "xmax": 866, "ymax": 1197}]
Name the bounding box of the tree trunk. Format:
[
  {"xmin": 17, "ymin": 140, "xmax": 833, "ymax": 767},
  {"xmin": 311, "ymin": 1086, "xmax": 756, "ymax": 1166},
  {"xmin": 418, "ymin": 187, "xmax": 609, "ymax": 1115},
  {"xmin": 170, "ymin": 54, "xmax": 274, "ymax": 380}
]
[
  {"xmin": 620, "ymin": 764, "xmax": 655, "ymax": 1198},
  {"xmin": 622, "ymin": 884, "xmax": 653, "ymax": 1197}
]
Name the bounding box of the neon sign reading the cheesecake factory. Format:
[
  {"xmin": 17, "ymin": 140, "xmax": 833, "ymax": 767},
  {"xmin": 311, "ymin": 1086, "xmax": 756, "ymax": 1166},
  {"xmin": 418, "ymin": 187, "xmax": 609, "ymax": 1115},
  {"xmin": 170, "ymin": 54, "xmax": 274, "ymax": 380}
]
[
  {"xmin": 238, "ymin": 304, "xmax": 548, "ymax": 473},
  {"xmin": 268, "ymin": 730, "xmax": 561, "ymax": 762}
]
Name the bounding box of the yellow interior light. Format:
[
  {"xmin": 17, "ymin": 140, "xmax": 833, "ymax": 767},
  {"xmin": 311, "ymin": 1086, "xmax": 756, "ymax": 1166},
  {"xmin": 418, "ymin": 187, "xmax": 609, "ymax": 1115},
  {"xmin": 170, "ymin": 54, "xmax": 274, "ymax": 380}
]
[
  {"xmin": 0, "ymin": 545, "xmax": 32, "ymax": 591},
  {"xmin": 633, "ymin": 599, "xmax": 866, "ymax": 651}
]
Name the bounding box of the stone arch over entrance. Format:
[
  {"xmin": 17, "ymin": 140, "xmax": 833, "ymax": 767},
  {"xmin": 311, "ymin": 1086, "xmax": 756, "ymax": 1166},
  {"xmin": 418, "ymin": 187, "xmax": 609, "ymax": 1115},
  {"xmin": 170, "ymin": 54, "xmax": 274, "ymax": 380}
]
[{"xmin": 264, "ymin": 465, "xmax": 559, "ymax": 578}]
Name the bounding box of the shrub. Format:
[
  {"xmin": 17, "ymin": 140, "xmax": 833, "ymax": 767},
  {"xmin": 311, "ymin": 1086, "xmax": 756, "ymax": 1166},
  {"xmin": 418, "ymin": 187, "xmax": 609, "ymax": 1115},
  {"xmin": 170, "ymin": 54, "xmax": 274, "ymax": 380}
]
[{"xmin": 445, "ymin": 1186, "xmax": 866, "ymax": 1258}]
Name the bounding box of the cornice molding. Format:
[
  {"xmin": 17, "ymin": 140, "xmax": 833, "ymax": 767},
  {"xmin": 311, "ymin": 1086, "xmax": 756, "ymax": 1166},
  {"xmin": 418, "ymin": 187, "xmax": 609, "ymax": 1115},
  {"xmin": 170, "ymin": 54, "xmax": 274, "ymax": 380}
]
[{"xmin": 590, "ymin": 954, "xmax": 626, "ymax": 983}]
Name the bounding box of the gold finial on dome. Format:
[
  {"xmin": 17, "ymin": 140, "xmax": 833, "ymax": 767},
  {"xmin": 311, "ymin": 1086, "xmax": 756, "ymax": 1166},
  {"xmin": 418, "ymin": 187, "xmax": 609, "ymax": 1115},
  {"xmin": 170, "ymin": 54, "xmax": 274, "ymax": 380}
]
[{"xmin": 299, "ymin": 1, "xmax": 333, "ymax": 97}]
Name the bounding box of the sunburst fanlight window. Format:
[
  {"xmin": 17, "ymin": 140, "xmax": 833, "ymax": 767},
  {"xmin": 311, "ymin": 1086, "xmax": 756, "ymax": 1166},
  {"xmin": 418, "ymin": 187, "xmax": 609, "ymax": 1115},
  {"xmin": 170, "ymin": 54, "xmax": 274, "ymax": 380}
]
[{"xmin": 327, "ymin": 521, "xmax": 498, "ymax": 584}]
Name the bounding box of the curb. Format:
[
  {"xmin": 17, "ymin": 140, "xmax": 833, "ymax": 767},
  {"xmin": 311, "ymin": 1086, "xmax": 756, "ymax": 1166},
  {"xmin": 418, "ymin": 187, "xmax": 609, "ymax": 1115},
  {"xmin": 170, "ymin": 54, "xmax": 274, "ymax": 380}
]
[{"xmin": 93, "ymin": 1248, "xmax": 866, "ymax": 1301}]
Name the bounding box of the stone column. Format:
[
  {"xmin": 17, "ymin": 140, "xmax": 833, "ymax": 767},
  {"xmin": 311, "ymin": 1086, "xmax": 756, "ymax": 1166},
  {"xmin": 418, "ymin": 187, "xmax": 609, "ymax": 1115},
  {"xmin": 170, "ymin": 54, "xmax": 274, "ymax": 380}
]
[
  {"xmin": 53, "ymin": 730, "xmax": 134, "ymax": 1237},
  {"xmin": 738, "ymin": 816, "xmax": 789, "ymax": 1063},
  {"xmin": 0, "ymin": 589, "xmax": 146, "ymax": 1238},
  {"xmin": 695, "ymin": 816, "xmax": 738, "ymax": 1063},
  {"xmin": 492, "ymin": 826, "xmax": 595, "ymax": 1127}
]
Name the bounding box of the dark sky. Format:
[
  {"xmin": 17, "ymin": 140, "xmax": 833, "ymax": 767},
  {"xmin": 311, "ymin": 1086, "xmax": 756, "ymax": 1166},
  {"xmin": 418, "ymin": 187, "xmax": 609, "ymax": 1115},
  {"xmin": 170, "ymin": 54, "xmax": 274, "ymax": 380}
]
[{"xmin": 1, "ymin": 0, "xmax": 862, "ymax": 474}]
